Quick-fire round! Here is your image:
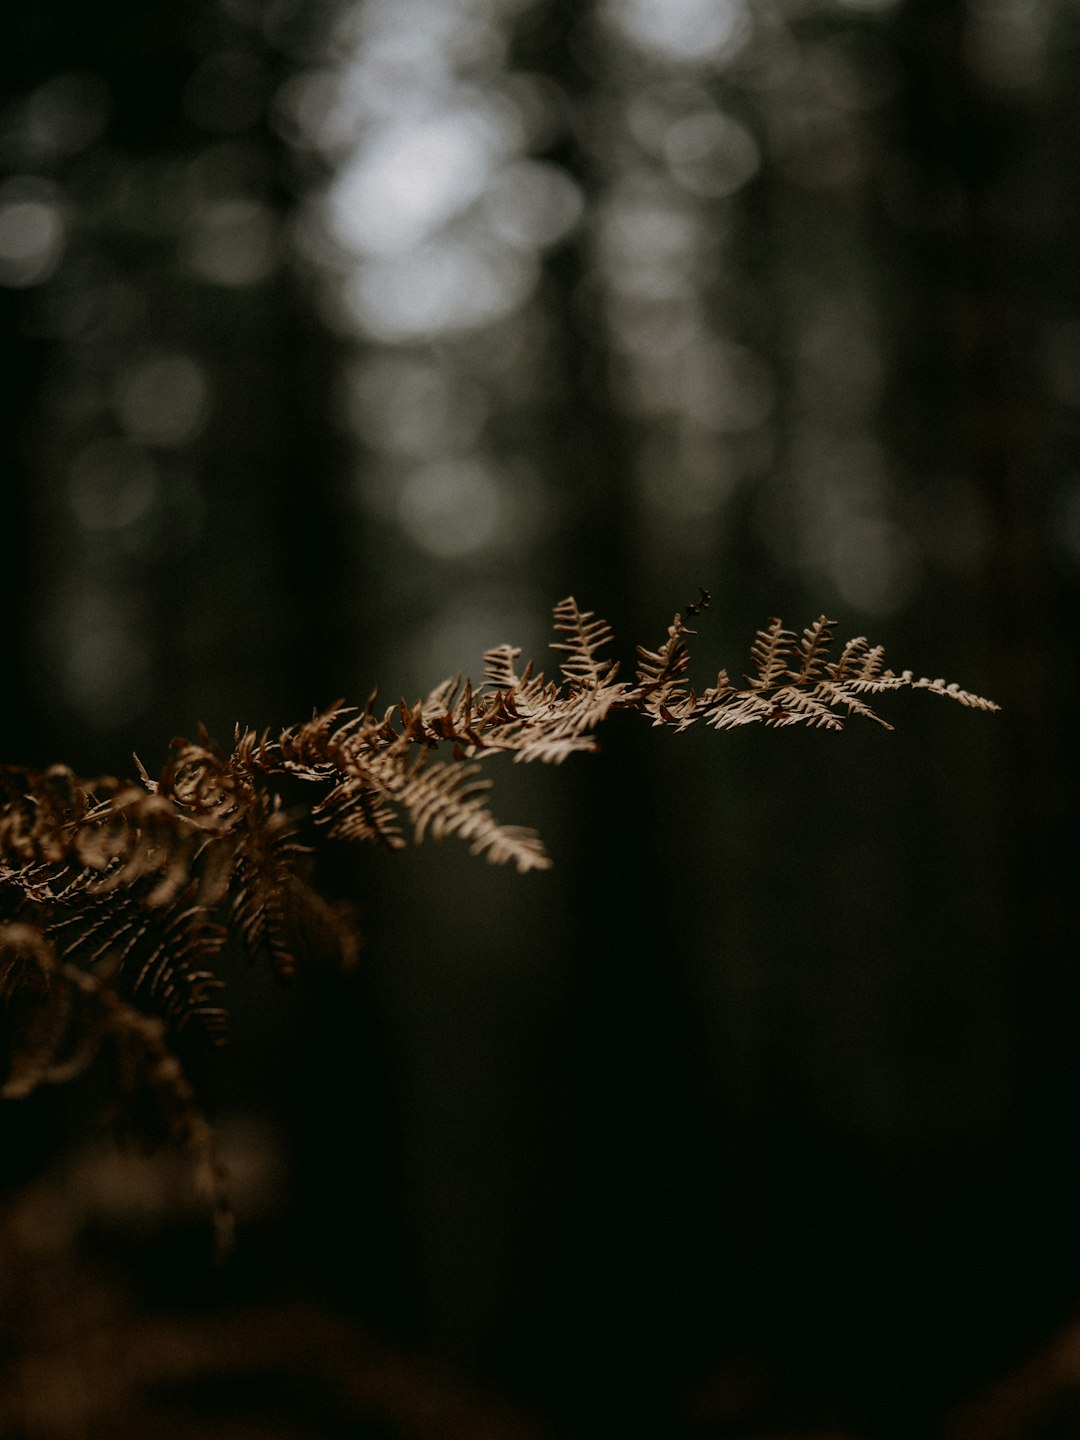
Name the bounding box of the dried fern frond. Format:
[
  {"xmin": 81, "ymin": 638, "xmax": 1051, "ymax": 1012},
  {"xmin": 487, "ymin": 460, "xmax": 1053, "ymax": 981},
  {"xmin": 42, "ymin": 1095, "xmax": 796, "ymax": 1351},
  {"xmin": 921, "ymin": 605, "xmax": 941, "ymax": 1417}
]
[
  {"xmin": 550, "ymin": 597, "xmax": 619, "ymax": 690},
  {"xmin": 748, "ymin": 617, "xmax": 798, "ymax": 691},
  {"xmin": 386, "ymin": 755, "xmax": 550, "ymax": 872},
  {"xmin": 633, "ymin": 611, "xmax": 697, "ymax": 727},
  {"xmin": 0, "ymin": 592, "xmax": 998, "ymax": 1250},
  {"xmin": 483, "ymin": 644, "xmax": 523, "ymax": 692},
  {"xmin": 229, "ymin": 800, "xmax": 312, "ymax": 978},
  {"xmin": 909, "ymin": 674, "xmax": 1001, "ymax": 711},
  {"xmin": 789, "ymin": 616, "xmax": 836, "ymax": 684},
  {"xmin": 0, "ymin": 921, "xmax": 231, "ymax": 1254},
  {"xmin": 1, "ymin": 922, "xmax": 95, "ymax": 1097}
]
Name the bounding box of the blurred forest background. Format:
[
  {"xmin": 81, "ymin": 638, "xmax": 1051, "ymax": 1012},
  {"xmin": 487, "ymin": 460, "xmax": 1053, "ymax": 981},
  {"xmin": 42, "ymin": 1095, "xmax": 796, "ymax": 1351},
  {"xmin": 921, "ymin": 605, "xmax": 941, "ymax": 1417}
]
[{"xmin": 2, "ymin": 0, "xmax": 1079, "ymax": 1436}]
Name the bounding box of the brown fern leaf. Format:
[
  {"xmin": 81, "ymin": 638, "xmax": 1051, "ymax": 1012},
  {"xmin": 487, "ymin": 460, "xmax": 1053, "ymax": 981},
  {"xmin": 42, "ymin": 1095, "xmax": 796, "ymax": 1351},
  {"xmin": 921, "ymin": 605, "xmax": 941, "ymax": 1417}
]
[
  {"xmin": 129, "ymin": 906, "xmax": 229, "ymax": 1037},
  {"xmin": 788, "ymin": 616, "xmax": 836, "ymax": 683},
  {"xmin": 482, "ymin": 678, "xmax": 607, "ymax": 762},
  {"xmin": 634, "ymin": 611, "xmax": 695, "ymax": 724},
  {"xmin": 288, "ymin": 717, "xmax": 408, "ymax": 841},
  {"xmin": 482, "ymin": 602, "xmax": 627, "ymax": 750},
  {"xmin": 377, "ymin": 753, "xmax": 550, "ymax": 872},
  {"xmin": 763, "ymin": 686, "xmax": 848, "ymax": 730},
  {"xmin": 701, "ymin": 692, "xmax": 778, "ymax": 729},
  {"xmin": 655, "ymin": 668, "xmax": 729, "ymax": 733},
  {"xmin": 481, "ymin": 666, "xmax": 564, "ymax": 732},
  {"xmin": 47, "ymin": 888, "xmax": 228, "ymax": 1038},
  {"xmin": 748, "ymin": 618, "xmax": 797, "ymax": 690},
  {"xmin": 550, "ymin": 597, "xmax": 620, "ymax": 691},
  {"xmin": 908, "ymin": 674, "xmax": 1002, "ymax": 711},
  {"xmin": 449, "ymin": 661, "xmax": 586, "ymax": 761},
  {"xmin": 268, "ymin": 702, "xmax": 398, "ymax": 781},
  {"xmin": 422, "ymin": 674, "xmax": 462, "ymax": 716},
  {"xmin": 0, "ymin": 766, "xmax": 91, "ymax": 867},
  {"xmin": 230, "ymin": 800, "xmax": 313, "ymax": 980},
  {"xmin": 313, "ymin": 773, "xmax": 406, "ymax": 849},
  {"xmin": 0, "ymin": 765, "xmax": 232, "ymax": 1039},
  {"xmin": 510, "ymin": 726, "xmax": 602, "ymax": 765},
  {"xmin": 423, "ymin": 678, "xmax": 489, "ymax": 751},
  {"xmin": 824, "ymin": 636, "xmax": 887, "ymax": 686},
  {"xmin": 159, "ymin": 738, "xmax": 248, "ymax": 827},
  {"xmin": 826, "ymin": 635, "xmax": 870, "ymax": 681},
  {"xmin": 0, "ymin": 588, "xmax": 1000, "ymax": 1257},
  {"xmin": 635, "ymin": 614, "xmax": 692, "ymax": 691},
  {"xmin": 0, "ymin": 920, "xmax": 231, "ymax": 1251},
  {"xmin": 103, "ymin": 991, "xmax": 234, "ymax": 1259},
  {"xmin": 483, "ymin": 643, "xmax": 523, "ymax": 691},
  {"xmin": 811, "ymin": 679, "xmax": 896, "ymax": 728},
  {"xmin": 71, "ymin": 786, "xmax": 206, "ymax": 907},
  {"xmin": 238, "ymin": 710, "xmax": 407, "ymax": 851},
  {"xmin": 682, "ymin": 611, "xmax": 1000, "ymax": 731},
  {"xmin": 0, "ymin": 922, "xmax": 94, "ymax": 1096}
]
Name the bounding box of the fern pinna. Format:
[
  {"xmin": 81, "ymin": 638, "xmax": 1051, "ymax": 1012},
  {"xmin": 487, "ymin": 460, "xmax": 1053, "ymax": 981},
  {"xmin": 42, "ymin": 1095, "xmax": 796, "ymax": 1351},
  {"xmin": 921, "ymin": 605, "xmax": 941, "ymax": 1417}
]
[{"xmin": 0, "ymin": 595, "xmax": 997, "ymax": 1249}]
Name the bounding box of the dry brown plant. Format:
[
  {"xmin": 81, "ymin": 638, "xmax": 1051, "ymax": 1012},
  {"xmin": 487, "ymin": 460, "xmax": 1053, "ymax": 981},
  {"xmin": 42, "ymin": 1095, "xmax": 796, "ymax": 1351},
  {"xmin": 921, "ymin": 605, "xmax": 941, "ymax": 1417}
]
[{"xmin": 0, "ymin": 594, "xmax": 998, "ymax": 1245}]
